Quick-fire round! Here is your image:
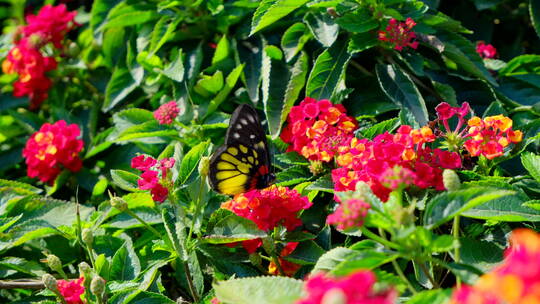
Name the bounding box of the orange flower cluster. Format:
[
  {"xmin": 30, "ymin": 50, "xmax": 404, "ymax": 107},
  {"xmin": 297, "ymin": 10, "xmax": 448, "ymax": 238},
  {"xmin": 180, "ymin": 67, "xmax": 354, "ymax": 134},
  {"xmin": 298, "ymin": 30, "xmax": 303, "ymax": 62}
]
[
  {"xmin": 280, "ymin": 98, "xmax": 358, "ymax": 162},
  {"xmin": 451, "ymin": 229, "xmax": 540, "ymax": 304},
  {"xmin": 464, "ymin": 115, "xmax": 522, "ymax": 159}
]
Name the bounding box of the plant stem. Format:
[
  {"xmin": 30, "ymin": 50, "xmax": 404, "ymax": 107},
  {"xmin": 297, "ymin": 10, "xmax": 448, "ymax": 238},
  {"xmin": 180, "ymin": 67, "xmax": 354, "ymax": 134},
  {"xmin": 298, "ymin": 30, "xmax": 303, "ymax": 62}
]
[
  {"xmin": 183, "ymin": 260, "xmax": 200, "ymax": 302},
  {"xmin": 391, "ymin": 259, "xmax": 417, "ymax": 295},
  {"xmin": 125, "ymin": 209, "xmax": 162, "ymax": 239},
  {"xmin": 361, "ymin": 227, "xmax": 400, "ymax": 250},
  {"xmin": 187, "ymin": 175, "xmax": 207, "ymax": 243},
  {"xmin": 417, "ymin": 259, "xmax": 439, "ymax": 289},
  {"xmin": 453, "ymin": 215, "xmax": 461, "ymax": 288},
  {"xmin": 85, "ymin": 244, "xmax": 96, "ymax": 269}
]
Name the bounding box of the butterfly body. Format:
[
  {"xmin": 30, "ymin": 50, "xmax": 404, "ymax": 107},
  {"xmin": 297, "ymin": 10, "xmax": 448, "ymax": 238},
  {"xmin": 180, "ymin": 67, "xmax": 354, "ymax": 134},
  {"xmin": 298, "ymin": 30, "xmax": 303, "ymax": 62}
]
[{"xmin": 209, "ymin": 104, "xmax": 275, "ymax": 195}]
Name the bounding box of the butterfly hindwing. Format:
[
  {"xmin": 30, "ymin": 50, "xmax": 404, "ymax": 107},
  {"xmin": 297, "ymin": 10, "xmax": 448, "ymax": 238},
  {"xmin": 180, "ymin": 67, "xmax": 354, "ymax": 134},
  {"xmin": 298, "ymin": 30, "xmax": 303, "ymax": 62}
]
[{"xmin": 209, "ymin": 104, "xmax": 272, "ymax": 195}]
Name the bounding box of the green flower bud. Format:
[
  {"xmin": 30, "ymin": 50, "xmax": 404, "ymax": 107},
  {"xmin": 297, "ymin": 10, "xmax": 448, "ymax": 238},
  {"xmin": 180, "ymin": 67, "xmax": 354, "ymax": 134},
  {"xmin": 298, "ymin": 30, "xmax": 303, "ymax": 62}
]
[
  {"xmin": 46, "ymin": 254, "xmax": 62, "ymax": 273},
  {"xmin": 309, "ymin": 160, "xmax": 324, "ymax": 176},
  {"xmin": 82, "ymin": 228, "xmax": 93, "ymax": 246},
  {"xmin": 198, "ymin": 156, "xmax": 210, "ymax": 177},
  {"xmin": 110, "ymin": 196, "xmax": 128, "ymax": 212},
  {"xmin": 321, "ymin": 288, "xmax": 347, "ymax": 304},
  {"xmin": 42, "ymin": 274, "xmax": 58, "ymax": 292},
  {"xmin": 443, "ymin": 169, "xmax": 461, "ymax": 191},
  {"xmin": 78, "ymin": 262, "xmax": 92, "ymax": 278},
  {"xmin": 90, "ymin": 276, "xmax": 106, "ymax": 298}
]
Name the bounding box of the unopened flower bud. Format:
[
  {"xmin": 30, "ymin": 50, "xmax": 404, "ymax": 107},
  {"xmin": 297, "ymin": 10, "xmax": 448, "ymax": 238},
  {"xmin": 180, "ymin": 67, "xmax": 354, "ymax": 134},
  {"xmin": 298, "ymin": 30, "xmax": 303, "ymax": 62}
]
[
  {"xmin": 90, "ymin": 276, "xmax": 106, "ymax": 298},
  {"xmin": 42, "ymin": 274, "xmax": 58, "ymax": 292},
  {"xmin": 443, "ymin": 169, "xmax": 461, "ymax": 191},
  {"xmin": 321, "ymin": 288, "xmax": 347, "ymax": 304},
  {"xmin": 110, "ymin": 196, "xmax": 128, "ymax": 212},
  {"xmin": 198, "ymin": 156, "xmax": 210, "ymax": 177},
  {"xmin": 82, "ymin": 228, "xmax": 93, "ymax": 246},
  {"xmin": 78, "ymin": 262, "xmax": 92, "ymax": 277},
  {"xmin": 46, "ymin": 254, "xmax": 62, "ymax": 272},
  {"xmin": 248, "ymin": 253, "xmax": 262, "ymax": 266},
  {"xmin": 309, "ymin": 160, "xmax": 324, "ymax": 176}
]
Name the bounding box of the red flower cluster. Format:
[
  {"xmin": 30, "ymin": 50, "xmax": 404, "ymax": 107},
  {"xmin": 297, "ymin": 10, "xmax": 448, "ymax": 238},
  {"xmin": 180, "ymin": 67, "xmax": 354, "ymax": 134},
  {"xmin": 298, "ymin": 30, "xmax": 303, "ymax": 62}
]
[
  {"xmin": 476, "ymin": 42, "xmax": 497, "ymax": 59},
  {"xmin": 57, "ymin": 277, "xmax": 85, "ymax": 304},
  {"xmin": 2, "ymin": 4, "xmax": 77, "ymax": 109},
  {"xmin": 295, "ymin": 270, "xmax": 396, "ymax": 304},
  {"xmin": 131, "ymin": 155, "xmax": 175, "ymax": 202},
  {"xmin": 154, "ymin": 101, "xmax": 180, "ymax": 125},
  {"xmin": 464, "ymin": 115, "xmax": 522, "ymax": 160},
  {"xmin": 221, "ymin": 185, "xmax": 312, "ymax": 231},
  {"xmin": 332, "ymin": 125, "xmax": 461, "ymax": 201},
  {"xmin": 22, "ymin": 120, "xmax": 83, "ymax": 184},
  {"xmin": 268, "ymin": 242, "xmax": 301, "ymax": 276},
  {"xmin": 451, "ymin": 229, "xmax": 540, "ymax": 304},
  {"xmin": 281, "ymin": 98, "xmax": 358, "ymax": 163},
  {"xmin": 326, "ymin": 198, "xmax": 370, "ymax": 231},
  {"xmin": 378, "ymin": 18, "xmax": 419, "ymax": 51}
]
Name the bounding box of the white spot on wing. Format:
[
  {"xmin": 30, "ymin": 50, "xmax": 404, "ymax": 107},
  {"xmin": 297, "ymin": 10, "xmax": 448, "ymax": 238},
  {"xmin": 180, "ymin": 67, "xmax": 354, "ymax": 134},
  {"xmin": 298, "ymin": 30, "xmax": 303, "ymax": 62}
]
[
  {"xmin": 247, "ymin": 115, "xmax": 256, "ymax": 123},
  {"xmin": 234, "ymin": 133, "xmax": 240, "ymax": 139},
  {"xmin": 240, "ymin": 118, "xmax": 248, "ymax": 125},
  {"xmin": 250, "ymin": 134, "xmax": 256, "ymax": 139}
]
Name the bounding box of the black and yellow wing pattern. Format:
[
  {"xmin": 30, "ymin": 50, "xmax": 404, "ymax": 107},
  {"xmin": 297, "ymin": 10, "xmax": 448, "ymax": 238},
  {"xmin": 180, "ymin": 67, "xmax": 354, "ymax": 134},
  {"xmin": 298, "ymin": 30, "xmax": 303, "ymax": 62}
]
[{"xmin": 209, "ymin": 104, "xmax": 274, "ymax": 195}]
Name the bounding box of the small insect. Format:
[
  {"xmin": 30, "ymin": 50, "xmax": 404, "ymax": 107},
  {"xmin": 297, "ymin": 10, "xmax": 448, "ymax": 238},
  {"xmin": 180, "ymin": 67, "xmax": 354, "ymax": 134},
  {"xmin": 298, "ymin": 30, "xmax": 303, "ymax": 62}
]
[{"xmin": 209, "ymin": 104, "xmax": 275, "ymax": 195}]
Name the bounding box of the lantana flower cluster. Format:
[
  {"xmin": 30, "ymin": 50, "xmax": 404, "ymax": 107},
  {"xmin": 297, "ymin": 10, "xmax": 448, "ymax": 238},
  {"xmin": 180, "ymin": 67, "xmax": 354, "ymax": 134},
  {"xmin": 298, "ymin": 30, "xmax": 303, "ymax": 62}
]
[
  {"xmin": 2, "ymin": 4, "xmax": 77, "ymax": 109},
  {"xmin": 221, "ymin": 185, "xmax": 312, "ymax": 232},
  {"xmin": 295, "ymin": 270, "xmax": 396, "ymax": 304},
  {"xmin": 476, "ymin": 42, "xmax": 497, "ymax": 59},
  {"xmin": 57, "ymin": 277, "xmax": 85, "ymax": 304},
  {"xmin": 332, "ymin": 125, "xmax": 461, "ymax": 201},
  {"xmin": 378, "ymin": 18, "xmax": 419, "ymax": 51},
  {"xmin": 131, "ymin": 155, "xmax": 175, "ymax": 203},
  {"xmin": 435, "ymin": 102, "xmax": 522, "ymax": 159},
  {"xmin": 280, "ymin": 98, "xmax": 358, "ymax": 164},
  {"xmin": 154, "ymin": 101, "xmax": 180, "ymax": 125},
  {"xmin": 326, "ymin": 198, "xmax": 370, "ymax": 231},
  {"xmin": 451, "ymin": 229, "xmax": 540, "ymax": 304},
  {"xmin": 22, "ymin": 120, "xmax": 84, "ymax": 184}
]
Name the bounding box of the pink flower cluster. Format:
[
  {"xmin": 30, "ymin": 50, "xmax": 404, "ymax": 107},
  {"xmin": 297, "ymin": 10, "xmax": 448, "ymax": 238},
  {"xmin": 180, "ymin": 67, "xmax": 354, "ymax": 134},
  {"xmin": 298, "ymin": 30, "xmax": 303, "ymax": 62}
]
[
  {"xmin": 22, "ymin": 120, "xmax": 84, "ymax": 184},
  {"xmin": 296, "ymin": 271, "xmax": 396, "ymax": 304},
  {"xmin": 221, "ymin": 186, "xmax": 312, "ymax": 232},
  {"xmin": 154, "ymin": 101, "xmax": 180, "ymax": 125},
  {"xmin": 280, "ymin": 98, "xmax": 358, "ymax": 163},
  {"xmin": 131, "ymin": 155, "xmax": 175, "ymax": 202},
  {"xmin": 451, "ymin": 229, "xmax": 540, "ymax": 304},
  {"xmin": 57, "ymin": 277, "xmax": 85, "ymax": 304},
  {"xmin": 326, "ymin": 199, "xmax": 370, "ymax": 230},
  {"xmin": 332, "ymin": 125, "xmax": 461, "ymax": 201},
  {"xmin": 378, "ymin": 18, "xmax": 419, "ymax": 51},
  {"xmin": 476, "ymin": 42, "xmax": 497, "ymax": 59},
  {"xmin": 2, "ymin": 4, "xmax": 77, "ymax": 109}
]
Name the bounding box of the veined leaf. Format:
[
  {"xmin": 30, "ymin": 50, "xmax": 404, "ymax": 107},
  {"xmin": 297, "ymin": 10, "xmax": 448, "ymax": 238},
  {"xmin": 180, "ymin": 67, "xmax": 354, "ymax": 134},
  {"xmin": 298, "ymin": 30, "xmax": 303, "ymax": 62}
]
[
  {"xmin": 214, "ymin": 276, "xmax": 303, "ymax": 304},
  {"xmin": 250, "ymin": 0, "xmax": 309, "ymax": 35}
]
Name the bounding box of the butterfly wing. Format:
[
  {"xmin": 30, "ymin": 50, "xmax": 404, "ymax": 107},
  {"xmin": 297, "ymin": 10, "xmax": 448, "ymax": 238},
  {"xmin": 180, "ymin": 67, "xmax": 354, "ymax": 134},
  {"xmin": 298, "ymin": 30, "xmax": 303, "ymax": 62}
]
[{"xmin": 209, "ymin": 104, "xmax": 272, "ymax": 195}]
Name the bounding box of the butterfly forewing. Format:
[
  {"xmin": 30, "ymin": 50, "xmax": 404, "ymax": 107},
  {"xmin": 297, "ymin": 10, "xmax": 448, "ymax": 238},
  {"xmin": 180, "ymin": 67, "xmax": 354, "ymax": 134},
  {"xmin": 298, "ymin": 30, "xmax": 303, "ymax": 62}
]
[{"xmin": 209, "ymin": 104, "xmax": 272, "ymax": 195}]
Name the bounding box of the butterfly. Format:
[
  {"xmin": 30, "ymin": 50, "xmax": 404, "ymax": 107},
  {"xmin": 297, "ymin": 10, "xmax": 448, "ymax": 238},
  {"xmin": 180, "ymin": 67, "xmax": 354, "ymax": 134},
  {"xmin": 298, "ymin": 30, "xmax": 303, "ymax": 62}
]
[{"xmin": 209, "ymin": 104, "xmax": 275, "ymax": 195}]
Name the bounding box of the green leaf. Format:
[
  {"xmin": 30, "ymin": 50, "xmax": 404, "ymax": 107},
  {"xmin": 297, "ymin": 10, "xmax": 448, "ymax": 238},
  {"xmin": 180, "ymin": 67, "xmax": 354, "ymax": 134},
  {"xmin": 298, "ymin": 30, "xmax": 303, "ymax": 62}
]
[
  {"xmin": 335, "ymin": 8, "xmax": 378, "ymax": 33},
  {"xmin": 285, "ymin": 241, "xmax": 325, "ymax": 265},
  {"xmin": 275, "ymin": 165, "xmax": 311, "ymax": 187},
  {"xmin": 214, "ymin": 276, "xmax": 303, "ymax": 304},
  {"xmin": 306, "ymin": 174, "xmax": 334, "ymax": 193},
  {"xmin": 436, "ymin": 31, "xmax": 497, "ymax": 86},
  {"xmin": 162, "ymin": 205, "xmax": 187, "ymax": 260},
  {"xmin": 162, "ymin": 48, "xmax": 184, "ymax": 82},
  {"xmin": 194, "ymin": 71, "xmax": 224, "ymax": 97},
  {"xmin": 348, "ymin": 32, "xmax": 378, "ymax": 54},
  {"xmin": 359, "ymin": 118, "xmax": 400, "ymax": 139},
  {"xmin": 376, "ymin": 64, "xmax": 429, "ymax": 126},
  {"xmin": 204, "ymin": 212, "xmax": 267, "ymax": 244},
  {"xmin": 281, "ymin": 23, "xmax": 311, "ymax": 62},
  {"xmin": 522, "ymin": 152, "xmax": 540, "ymax": 183},
  {"xmin": 459, "ymin": 237, "xmax": 503, "ymax": 272},
  {"xmin": 102, "ymin": 3, "xmax": 160, "ymax": 30},
  {"xmin": 103, "ymin": 66, "xmax": 138, "ymax": 112},
  {"xmin": 178, "ymin": 141, "xmax": 210, "ymax": 185},
  {"xmin": 110, "ymin": 239, "xmax": 141, "ymax": 281},
  {"xmin": 110, "ymin": 170, "xmax": 142, "ymax": 192},
  {"xmin": 304, "ymin": 12, "xmax": 339, "ymax": 47},
  {"xmin": 205, "ymin": 64, "xmax": 244, "ymax": 118},
  {"xmin": 262, "ymin": 48, "xmax": 308, "ymax": 138},
  {"xmin": 250, "ymin": 0, "xmax": 309, "ymax": 36},
  {"xmin": 306, "ymin": 39, "xmax": 351, "ymax": 100},
  {"xmin": 312, "ymin": 247, "xmax": 357, "ymax": 273},
  {"xmin": 275, "ymin": 152, "xmax": 309, "ymax": 166},
  {"xmin": 407, "ymin": 289, "xmax": 452, "ymax": 304},
  {"xmin": 424, "ymin": 187, "xmax": 515, "ymax": 229},
  {"xmin": 331, "ymin": 250, "xmax": 397, "ymax": 276},
  {"xmin": 240, "ymin": 38, "xmax": 263, "ymax": 103},
  {"xmin": 150, "ymin": 16, "xmax": 182, "ymax": 55},
  {"xmin": 499, "ymin": 55, "xmax": 540, "ymax": 76},
  {"xmin": 90, "ymin": 0, "xmax": 123, "ymax": 38},
  {"xmin": 531, "ymin": 0, "xmax": 540, "ymax": 40}
]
